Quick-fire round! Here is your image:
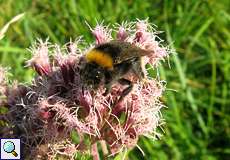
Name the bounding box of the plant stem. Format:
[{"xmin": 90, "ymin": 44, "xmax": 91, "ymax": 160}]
[{"xmin": 91, "ymin": 143, "xmax": 100, "ymax": 160}]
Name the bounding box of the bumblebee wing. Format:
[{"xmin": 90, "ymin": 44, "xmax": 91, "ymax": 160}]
[
  {"xmin": 113, "ymin": 53, "xmax": 137, "ymax": 64},
  {"xmin": 113, "ymin": 46, "xmax": 150, "ymax": 64},
  {"xmin": 95, "ymin": 40, "xmax": 150, "ymax": 65}
]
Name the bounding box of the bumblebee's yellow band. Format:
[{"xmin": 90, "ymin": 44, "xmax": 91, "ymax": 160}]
[{"xmin": 86, "ymin": 49, "xmax": 113, "ymax": 69}]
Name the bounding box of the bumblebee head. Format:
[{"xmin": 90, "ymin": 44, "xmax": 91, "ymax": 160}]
[{"xmin": 80, "ymin": 62, "xmax": 104, "ymax": 89}]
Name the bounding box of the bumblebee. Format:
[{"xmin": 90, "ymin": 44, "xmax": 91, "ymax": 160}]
[{"xmin": 80, "ymin": 40, "xmax": 149, "ymax": 102}]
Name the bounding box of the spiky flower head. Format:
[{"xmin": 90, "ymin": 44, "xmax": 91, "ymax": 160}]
[
  {"xmin": 0, "ymin": 19, "xmax": 169, "ymax": 159},
  {"xmin": 26, "ymin": 39, "xmax": 52, "ymax": 76},
  {"xmin": 0, "ymin": 67, "xmax": 7, "ymax": 95}
]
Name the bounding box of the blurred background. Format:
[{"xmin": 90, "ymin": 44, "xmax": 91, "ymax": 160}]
[{"xmin": 0, "ymin": 0, "xmax": 229, "ymax": 159}]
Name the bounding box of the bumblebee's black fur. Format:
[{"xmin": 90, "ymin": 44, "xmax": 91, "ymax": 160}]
[{"xmin": 80, "ymin": 40, "xmax": 147, "ymax": 102}]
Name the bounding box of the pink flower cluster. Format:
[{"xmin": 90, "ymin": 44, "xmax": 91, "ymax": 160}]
[{"xmin": 0, "ymin": 19, "xmax": 169, "ymax": 159}]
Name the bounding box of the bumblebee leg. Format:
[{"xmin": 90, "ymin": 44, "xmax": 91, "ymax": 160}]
[
  {"xmin": 117, "ymin": 78, "xmax": 133, "ymax": 102},
  {"xmin": 102, "ymin": 71, "xmax": 113, "ymax": 96},
  {"xmin": 103, "ymin": 83, "xmax": 111, "ymax": 96}
]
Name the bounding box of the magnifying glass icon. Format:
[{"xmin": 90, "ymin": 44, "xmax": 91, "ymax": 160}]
[{"xmin": 3, "ymin": 141, "xmax": 18, "ymax": 157}]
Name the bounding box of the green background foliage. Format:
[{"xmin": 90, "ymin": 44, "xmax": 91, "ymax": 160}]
[{"xmin": 0, "ymin": 0, "xmax": 229, "ymax": 159}]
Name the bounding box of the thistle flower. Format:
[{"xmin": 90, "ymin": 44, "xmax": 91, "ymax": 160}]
[
  {"xmin": 0, "ymin": 67, "xmax": 7, "ymax": 96},
  {"xmin": 26, "ymin": 39, "xmax": 52, "ymax": 76},
  {"xmin": 133, "ymin": 19, "xmax": 168, "ymax": 66},
  {"xmin": 1, "ymin": 19, "xmax": 169, "ymax": 159},
  {"xmin": 88, "ymin": 21, "xmax": 112, "ymax": 45},
  {"xmin": 115, "ymin": 21, "xmax": 133, "ymax": 41}
]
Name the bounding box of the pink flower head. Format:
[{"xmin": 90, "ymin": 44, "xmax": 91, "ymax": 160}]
[
  {"xmin": 1, "ymin": 19, "xmax": 170, "ymax": 159},
  {"xmin": 133, "ymin": 19, "xmax": 169, "ymax": 66},
  {"xmin": 26, "ymin": 39, "xmax": 52, "ymax": 76},
  {"xmin": 0, "ymin": 67, "xmax": 7, "ymax": 96},
  {"xmin": 0, "ymin": 67, "xmax": 6, "ymax": 84},
  {"xmin": 115, "ymin": 21, "xmax": 133, "ymax": 41},
  {"xmin": 88, "ymin": 21, "xmax": 112, "ymax": 45},
  {"xmin": 53, "ymin": 45, "xmax": 77, "ymax": 84}
]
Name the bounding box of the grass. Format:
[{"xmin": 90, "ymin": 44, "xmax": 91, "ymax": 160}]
[{"xmin": 0, "ymin": 0, "xmax": 230, "ymax": 159}]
